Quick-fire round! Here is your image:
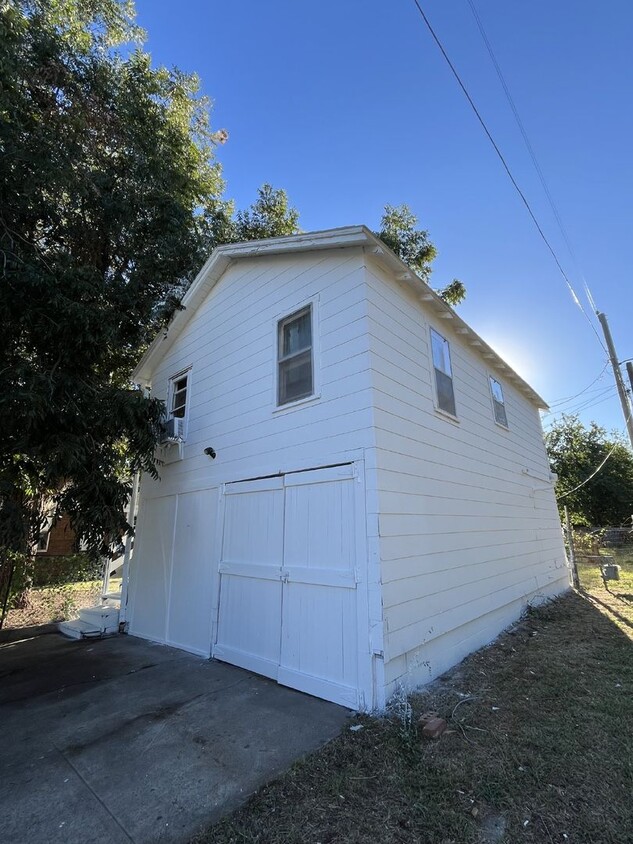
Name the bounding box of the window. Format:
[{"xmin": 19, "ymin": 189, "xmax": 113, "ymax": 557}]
[
  {"xmin": 36, "ymin": 531, "xmax": 49, "ymax": 553},
  {"xmin": 278, "ymin": 306, "xmax": 313, "ymax": 406},
  {"xmin": 489, "ymin": 376, "xmax": 508, "ymax": 427},
  {"xmin": 431, "ymin": 329, "xmax": 456, "ymax": 417},
  {"xmin": 170, "ymin": 373, "xmax": 189, "ymax": 419}
]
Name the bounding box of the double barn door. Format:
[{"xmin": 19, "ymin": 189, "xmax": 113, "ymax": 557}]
[{"xmin": 213, "ymin": 464, "xmax": 360, "ymax": 708}]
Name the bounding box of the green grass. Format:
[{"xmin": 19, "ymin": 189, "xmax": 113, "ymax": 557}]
[
  {"xmin": 576, "ymin": 547, "xmax": 633, "ymax": 633},
  {"xmin": 195, "ymin": 559, "xmax": 633, "ymax": 844}
]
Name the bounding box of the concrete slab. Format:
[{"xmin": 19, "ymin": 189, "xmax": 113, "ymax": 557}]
[{"xmin": 0, "ymin": 632, "xmax": 351, "ymax": 844}]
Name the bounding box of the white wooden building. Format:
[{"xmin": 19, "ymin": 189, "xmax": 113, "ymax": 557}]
[{"xmin": 125, "ymin": 226, "xmax": 570, "ymax": 710}]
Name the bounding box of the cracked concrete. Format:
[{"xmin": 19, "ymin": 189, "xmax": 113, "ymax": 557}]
[{"xmin": 0, "ymin": 631, "xmax": 350, "ymax": 844}]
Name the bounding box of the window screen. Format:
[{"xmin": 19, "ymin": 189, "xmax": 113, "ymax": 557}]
[
  {"xmin": 431, "ymin": 329, "xmax": 456, "ymax": 416},
  {"xmin": 278, "ymin": 306, "xmax": 313, "ymax": 405}
]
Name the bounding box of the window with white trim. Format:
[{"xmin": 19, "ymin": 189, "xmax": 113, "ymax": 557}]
[
  {"xmin": 489, "ymin": 376, "xmax": 508, "ymax": 427},
  {"xmin": 169, "ymin": 372, "xmax": 189, "ymax": 419},
  {"xmin": 277, "ymin": 305, "xmax": 313, "ymax": 406},
  {"xmin": 431, "ymin": 328, "xmax": 456, "ymax": 416}
]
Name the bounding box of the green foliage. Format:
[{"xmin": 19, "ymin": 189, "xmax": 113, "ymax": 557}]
[
  {"xmin": 437, "ymin": 278, "xmax": 467, "ymax": 307},
  {"xmin": 377, "ymin": 204, "xmax": 437, "ymax": 281},
  {"xmin": 0, "ymin": 0, "xmax": 230, "ymax": 570},
  {"xmin": 0, "ymin": 0, "xmax": 304, "ymax": 610},
  {"xmin": 233, "ymin": 184, "xmax": 300, "ymax": 242},
  {"xmin": 32, "ymin": 553, "xmax": 102, "ymax": 587},
  {"xmin": 545, "ymin": 415, "xmax": 633, "ymax": 526},
  {"xmin": 375, "ymin": 204, "xmax": 466, "ymax": 306}
]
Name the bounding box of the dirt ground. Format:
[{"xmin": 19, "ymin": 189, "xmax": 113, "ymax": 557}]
[
  {"xmin": 3, "ymin": 580, "xmax": 104, "ymax": 628},
  {"xmin": 197, "ymin": 560, "xmax": 633, "ymax": 844}
]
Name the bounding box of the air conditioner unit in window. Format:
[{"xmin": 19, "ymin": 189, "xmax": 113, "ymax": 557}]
[{"xmin": 160, "ymin": 416, "xmax": 184, "ymax": 444}]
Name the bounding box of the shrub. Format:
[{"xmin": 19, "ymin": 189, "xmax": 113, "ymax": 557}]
[{"xmin": 32, "ymin": 554, "xmax": 103, "ymax": 587}]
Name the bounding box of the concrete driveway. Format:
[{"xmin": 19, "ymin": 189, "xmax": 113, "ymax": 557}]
[{"xmin": 0, "ymin": 631, "xmax": 350, "ymax": 844}]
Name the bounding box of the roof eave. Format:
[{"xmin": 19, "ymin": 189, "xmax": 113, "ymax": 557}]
[
  {"xmin": 132, "ymin": 226, "xmax": 370, "ymax": 384},
  {"xmin": 132, "ymin": 225, "xmax": 548, "ymax": 410},
  {"xmin": 361, "ymin": 232, "xmax": 549, "ymax": 410}
]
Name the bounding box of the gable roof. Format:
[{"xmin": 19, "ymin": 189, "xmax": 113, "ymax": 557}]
[{"xmin": 133, "ymin": 225, "xmax": 548, "ymax": 409}]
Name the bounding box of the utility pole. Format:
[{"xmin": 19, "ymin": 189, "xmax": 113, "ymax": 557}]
[
  {"xmin": 597, "ymin": 312, "xmax": 633, "ymax": 449},
  {"xmin": 564, "ymin": 505, "xmax": 580, "ymax": 589},
  {"xmin": 626, "ymin": 361, "xmax": 633, "ymax": 405}
]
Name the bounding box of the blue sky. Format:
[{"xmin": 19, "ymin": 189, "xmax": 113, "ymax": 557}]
[{"xmin": 134, "ymin": 0, "xmax": 632, "ymax": 435}]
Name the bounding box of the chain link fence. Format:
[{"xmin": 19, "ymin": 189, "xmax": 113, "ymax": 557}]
[{"xmin": 567, "ymin": 525, "xmax": 633, "ymax": 589}]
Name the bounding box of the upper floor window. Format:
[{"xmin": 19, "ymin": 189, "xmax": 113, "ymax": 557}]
[
  {"xmin": 278, "ymin": 306, "xmax": 313, "ymax": 406},
  {"xmin": 489, "ymin": 376, "xmax": 508, "ymax": 427},
  {"xmin": 170, "ymin": 374, "xmax": 188, "ymax": 418},
  {"xmin": 431, "ymin": 328, "xmax": 456, "ymax": 417}
]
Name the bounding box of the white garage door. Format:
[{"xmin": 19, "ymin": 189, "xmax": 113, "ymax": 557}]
[{"xmin": 213, "ymin": 464, "xmax": 361, "ymax": 708}]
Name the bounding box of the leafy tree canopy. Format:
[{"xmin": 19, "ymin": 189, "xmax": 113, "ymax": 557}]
[
  {"xmin": 0, "ymin": 0, "xmax": 298, "ymax": 593},
  {"xmin": 232, "ymin": 184, "xmax": 300, "ymax": 242},
  {"xmin": 376, "ymin": 204, "xmax": 466, "ymax": 306},
  {"xmin": 0, "ymin": 0, "xmax": 461, "ymax": 619},
  {"xmin": 545, "ymin": 415, "xmax": 633, "ymax": 526}
]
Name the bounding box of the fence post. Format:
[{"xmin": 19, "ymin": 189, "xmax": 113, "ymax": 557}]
[{"xmin": 564, "ymin": 506, "xmax": 580, "ymax": 589}]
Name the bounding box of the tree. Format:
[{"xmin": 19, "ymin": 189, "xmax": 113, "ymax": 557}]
[
  {"xmin": 0, "ymin": 0, "xmax": 235, "ymax": 616},
  {"xmin": 0, "ymin": 0, "xmax": 305, "ymax": 620},
  {"xmin": 545, "ymin": 415, "xmax": 633, "ymax": 526},
  {"xmin": 166, "ymin": 184, "xmax": 301, "ymax": 303},
  {"xmin": 232, "ymin": 184, "xmax": 300, "ymax": 242},
  {"xmin": 376, "ymin": 204, "xmax": 466, "ymax": 306}
]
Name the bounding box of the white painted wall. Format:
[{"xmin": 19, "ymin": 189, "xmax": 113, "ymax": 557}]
[
  {"xmin": 127, "ymin": 248, "xmax": 381, "ymax": 660},
  {"xmin": 128, "ymin": 238, "xmax": 569, "ymax": 708},
  {"xmin": 363, "ymin": 256, "xmax": 570, "ymax": 697}
]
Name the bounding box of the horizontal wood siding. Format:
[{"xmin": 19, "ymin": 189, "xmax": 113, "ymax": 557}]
[
  {"xmin": 142, "ymin": 249, "xmax": 375, "ymax": 497},
  {"xmin": 130, "ymin": 248, "xmax": 377, "ymax": 655},
  {"xmin": 365, "ymin": 259, "xmax": 569, "ymax": 691}
]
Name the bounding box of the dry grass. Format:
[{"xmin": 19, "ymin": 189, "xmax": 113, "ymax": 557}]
[
  {"xmin": 3, "ymin": 580, "xmax": 104, "ymax": 628},
  {"xmin": 196, "ymin": 559, "xmax": 633, "ymax": 844}
]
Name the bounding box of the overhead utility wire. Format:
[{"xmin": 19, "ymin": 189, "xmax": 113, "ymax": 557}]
[
  {"xmin": 559, "ymin": 387, "xmax": 618, "ymax": 416},
  {"xmin": 545, "ymin": 382, "xmax": 613, "ymax": 412},
  {"xmin": 557, "ymin": 448, "xmax": 616, "ymax": 499},
  {"xmin": 546, "ymin": 361, "xmax": 610, "ymax": 407},
  {"xmin": 557, "ymin": 432, "xmax": 628, "ymax": 500},
  {"xmin": 466, "ymin": 0, "xmax": 578, "ymax": 269},
  {"xmin": 410, "ymin": 0, "xmax": 607, "ymax": 355},
  {"xmin": 542, "ymin": 386, "xmax": 618, "ymax": 420},
  {"xmin": 545, "ymin": 384, "xmax": 613, "ymax": 414},
  {"xmin": 544, "ymin": 388, "xmax": 615, "ymax": 418},
  {"xmin": 467, "ymin": 0, "xmax": 607, "ymax": 339}
]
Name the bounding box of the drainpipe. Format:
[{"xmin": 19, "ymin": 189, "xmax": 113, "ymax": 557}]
[{"xmin": 118, "ymin": 470, "xmax": 140, "ymax": 626}]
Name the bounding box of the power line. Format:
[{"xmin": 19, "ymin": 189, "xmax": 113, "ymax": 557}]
[
  {"xmin": 468, "ymin": 0, "xmax": 607, "ymax": 336},
  {"xmin": 547, "ymin": 391, "xmax": 615, "ymax": 419},
  {"xmin": 466, "ymin": 0, "xmax": 580, "ymax": 272},
  {"xmin": 409, "ymin": 0, "xmax": 608, "ymax": 355},
  {"xmin": 546, "ymin": 360, "xmax": 610, "ymax": 407},
  {"xmin": 542, "ymin": 385, "xmax": 618, "ymax": 420},
  {"xmin": 557, "ymin": 437, "xmax": 624, "ymax": 500},
  {"xmin": 555, "ymin": 400, "xmax": 633, "ymax": 501},
  {"xmin": 562, "ymin": 387, "xmax": 619, "ymax": 417},
  {"xmin": 557, "ymin": 448, "xmax": 616, "ymax": 499}
]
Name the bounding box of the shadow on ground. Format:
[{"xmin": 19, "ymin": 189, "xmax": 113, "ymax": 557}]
[
  {"xmin": 0, "ymin": 632, "xmax": 349, "ymax": 844},
  {"xmin": 197, "ymin": 591, "xmax": 633, "ymax": 844}
]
